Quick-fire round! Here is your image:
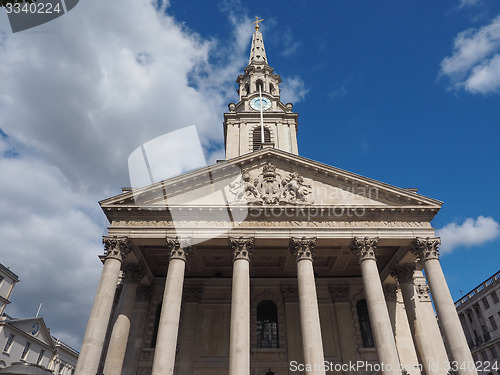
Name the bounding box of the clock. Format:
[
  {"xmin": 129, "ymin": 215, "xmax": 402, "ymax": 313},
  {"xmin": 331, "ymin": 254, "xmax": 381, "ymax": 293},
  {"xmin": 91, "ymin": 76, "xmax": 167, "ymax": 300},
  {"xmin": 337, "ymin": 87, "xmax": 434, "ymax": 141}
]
[{"xmin": 250, "ymin": 96, "xmax": 271, "ymax": 111}]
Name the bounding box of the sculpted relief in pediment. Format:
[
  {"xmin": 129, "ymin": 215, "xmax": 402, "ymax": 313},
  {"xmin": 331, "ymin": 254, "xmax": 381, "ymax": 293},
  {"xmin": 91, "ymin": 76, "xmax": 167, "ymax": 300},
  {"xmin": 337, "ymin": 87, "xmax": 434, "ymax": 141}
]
[{"xmin": 228, "ymin": 162, "xmax": 313, "ymax": 205}]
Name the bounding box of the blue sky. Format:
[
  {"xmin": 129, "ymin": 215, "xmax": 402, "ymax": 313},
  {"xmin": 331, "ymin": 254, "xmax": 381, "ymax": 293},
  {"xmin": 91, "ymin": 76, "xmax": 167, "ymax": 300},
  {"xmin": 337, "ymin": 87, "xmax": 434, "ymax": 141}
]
[
  {"xmin": 0, "ymin": 0, "xmax": 499, "ymax": 348},
  {"xmin": 167, "ymin": 0, "xmax": 500, "ymax": 294}
]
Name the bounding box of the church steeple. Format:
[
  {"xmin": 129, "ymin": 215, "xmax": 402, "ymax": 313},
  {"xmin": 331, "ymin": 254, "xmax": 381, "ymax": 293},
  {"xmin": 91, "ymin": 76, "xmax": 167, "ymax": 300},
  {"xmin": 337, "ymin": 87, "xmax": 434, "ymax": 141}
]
[
  {"xmin": 223, "ymin": 20, "xmax": 299, "ymax": 159},
  {"xmin": 249, "ymin": 18, "xmax": 267, "ymax": 65}
]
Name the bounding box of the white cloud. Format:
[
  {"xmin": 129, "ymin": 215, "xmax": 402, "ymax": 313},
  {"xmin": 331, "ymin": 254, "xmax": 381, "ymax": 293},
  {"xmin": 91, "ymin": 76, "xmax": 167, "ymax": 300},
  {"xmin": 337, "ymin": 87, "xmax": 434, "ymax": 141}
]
[
  {"xmin": 280, "ymin": 75, "xmax": 309, "ymax": 104},
  {"xmin": 440, "ymin": 15, "xmax": 500, "ymax": 94},
  {"xmin": 0, "ymin": 0, "xmax": 255, "ymax": 350},
  {"xmin": 458, "ymin": 0, "xmax": 482, "ymax": 9},
  {"xmin": 436, "ymin": 216, "xmax": 500, "ymax": 254}
]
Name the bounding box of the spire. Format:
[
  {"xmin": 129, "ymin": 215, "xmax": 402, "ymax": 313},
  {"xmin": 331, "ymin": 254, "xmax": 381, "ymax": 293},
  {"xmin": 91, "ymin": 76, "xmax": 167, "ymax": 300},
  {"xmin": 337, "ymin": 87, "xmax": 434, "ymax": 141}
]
[{"xmin": 249, "ymin": 17, "xmax": 267, "ymax": 65}]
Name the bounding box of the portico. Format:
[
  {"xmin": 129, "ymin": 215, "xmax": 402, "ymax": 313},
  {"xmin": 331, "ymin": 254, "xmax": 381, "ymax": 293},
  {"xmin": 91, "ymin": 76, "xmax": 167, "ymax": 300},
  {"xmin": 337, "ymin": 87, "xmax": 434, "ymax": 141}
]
[{"xmin": 75, "ymin": 22, "xmax": 476, "ymax": 375}]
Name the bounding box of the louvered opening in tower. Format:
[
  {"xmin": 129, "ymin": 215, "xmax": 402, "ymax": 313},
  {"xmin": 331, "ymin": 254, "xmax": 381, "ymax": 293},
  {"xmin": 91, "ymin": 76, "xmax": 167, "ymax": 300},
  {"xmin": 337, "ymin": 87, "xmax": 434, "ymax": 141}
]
[{"xmin": 253, "ymin": 127, "xmax": 271, "ymax": 151}]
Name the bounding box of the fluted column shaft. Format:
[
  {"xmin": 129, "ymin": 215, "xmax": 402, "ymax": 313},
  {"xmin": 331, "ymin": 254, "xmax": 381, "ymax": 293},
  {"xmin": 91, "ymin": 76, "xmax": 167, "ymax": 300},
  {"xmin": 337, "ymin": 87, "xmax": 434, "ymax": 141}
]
[
  {"xmin": 291, "ymin": 237, "xmax": 325, "ymax": 375},
  {"xmin": 103, "ymin": 264, "xmax": 145, "ymax": 375},
  {"xmin": 412, "ymin": 237, "xmax": 477, "ymax": 375},
  {"xmin": 151, "ymin": 237, "xmax": 191, "ymax": 375},
  {"xmin": 228, "ymin": 237, "xmax": 253, "ymax": 375},
  {"xmin": 352, "ymin": 237, "xmax": 402, "ymax": 375},
  {"xmin": 75, "ymin": 237, "xmax": 130, "ymax": 375}
]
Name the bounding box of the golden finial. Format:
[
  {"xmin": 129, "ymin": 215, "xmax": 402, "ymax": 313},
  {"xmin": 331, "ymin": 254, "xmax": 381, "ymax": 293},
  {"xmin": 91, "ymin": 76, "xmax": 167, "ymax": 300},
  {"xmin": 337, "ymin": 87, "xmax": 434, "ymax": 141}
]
[{"xmin": 252, "ymin": 17, "xmax": 264, "ymax": 31}]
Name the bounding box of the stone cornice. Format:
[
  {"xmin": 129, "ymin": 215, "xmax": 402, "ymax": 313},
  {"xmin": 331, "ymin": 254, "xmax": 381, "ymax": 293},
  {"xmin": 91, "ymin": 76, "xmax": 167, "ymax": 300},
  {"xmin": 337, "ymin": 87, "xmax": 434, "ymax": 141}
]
[{"xmin": 100, "ymin": 148, "xmax": 442, "ymax": 212}]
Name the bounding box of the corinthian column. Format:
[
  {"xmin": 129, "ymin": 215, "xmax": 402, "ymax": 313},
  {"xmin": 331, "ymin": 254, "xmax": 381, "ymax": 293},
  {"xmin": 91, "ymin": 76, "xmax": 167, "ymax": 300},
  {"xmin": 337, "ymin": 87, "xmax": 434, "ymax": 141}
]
[
  {"xmin": 151, "ymin": 237, "xmax": 191, "ymax": 375},
  {"xmin": 75, "ymin": 236, "xmax": 130, "ymax": 375},
  {"xmin": 228, "ymin": 236, "xmax": 253, "ymax": 375},
  {"xmin": 411, "ymin": 238, "xmax": 477, "ymax": 375},
  {"xmin": 290, "ymin": 237, "xmax": 325, "ymax": 375},
  {"xmin": 391, "ymin": 264, "xmax": 447, "ymax": 375},
  {"xmin": 103, "ymin": 263, "xmax": 145, "ymax": 375},
  {"xmin": 351, "ymin": 237, "xmax": 402, "ymax": 375}
]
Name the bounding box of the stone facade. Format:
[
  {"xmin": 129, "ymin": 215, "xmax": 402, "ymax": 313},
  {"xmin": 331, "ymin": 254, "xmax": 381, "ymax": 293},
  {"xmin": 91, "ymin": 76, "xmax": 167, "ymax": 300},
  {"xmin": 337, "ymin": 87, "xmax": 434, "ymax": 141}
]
[
  {"xmin": 455, "ymin": 271, "xmax": 500, "ymax": 374},
  {"xmin": 74, "ymin": 24, "xmax": 477, "ymax": 375},
  {"xmin": 0, "ymin": 265, "xmax": 78, "ymax": 374},
  {"xmin": 0, "ymin": 263, "xmax": 19, "ymax": 317}
]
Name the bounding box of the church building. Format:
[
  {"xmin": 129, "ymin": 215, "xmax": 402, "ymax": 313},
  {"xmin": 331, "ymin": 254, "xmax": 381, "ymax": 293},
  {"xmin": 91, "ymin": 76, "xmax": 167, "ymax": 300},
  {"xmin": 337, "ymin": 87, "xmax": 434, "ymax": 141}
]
[{"xmin": 74, "ymin": 21, "xmax": 477, "ymax": 375}]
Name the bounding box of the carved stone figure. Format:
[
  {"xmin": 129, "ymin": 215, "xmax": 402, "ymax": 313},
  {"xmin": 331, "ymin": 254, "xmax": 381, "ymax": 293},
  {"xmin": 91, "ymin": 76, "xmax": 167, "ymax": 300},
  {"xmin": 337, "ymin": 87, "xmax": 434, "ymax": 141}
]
[{"xmin": 228, "ymin": 162, "xmax": 313, "ymax": 205}]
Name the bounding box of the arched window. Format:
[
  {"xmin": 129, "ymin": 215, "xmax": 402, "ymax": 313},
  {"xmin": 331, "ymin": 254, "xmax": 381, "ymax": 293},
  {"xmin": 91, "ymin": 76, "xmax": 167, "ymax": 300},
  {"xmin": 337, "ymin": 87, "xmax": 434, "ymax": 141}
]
[
  {"xmin": 245, "ymin": 83, "xmax": 250, "ymax": 96},
  {"xmin": 269, "ymin": 83, "xmax": 275, "ymax": 94},
  {"xmin": 151, "ymin": 301, "xmax": 162, "ymax": 348},
  {"xmin": 356, "ymin": 299, "xmax": 374, "ymax": 348},
  {"xmin": 257, "ymin": 300, "xmax": 279, "ymax": 348},
  {"xmin": 253, "ymin": 127, "xmax": 271, "ymax": 151},
  {"xmin": 256, "ymin": 79, "xmax": 264, "ymax": 92}
]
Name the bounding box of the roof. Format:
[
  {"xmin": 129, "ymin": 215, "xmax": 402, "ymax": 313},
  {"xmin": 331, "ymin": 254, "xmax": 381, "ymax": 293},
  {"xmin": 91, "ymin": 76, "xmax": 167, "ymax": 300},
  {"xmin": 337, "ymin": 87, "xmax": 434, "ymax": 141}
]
[
  {"xmin": 0, "ymin": 263, "xmax": 19, "ymax": 282},
  {"xmin": 100, "ymin": 147, "xmax": 442, "ymax": 223},
  {"xmin": 0, "ymin": 363, "xmax": 53, "ymax": 375}
]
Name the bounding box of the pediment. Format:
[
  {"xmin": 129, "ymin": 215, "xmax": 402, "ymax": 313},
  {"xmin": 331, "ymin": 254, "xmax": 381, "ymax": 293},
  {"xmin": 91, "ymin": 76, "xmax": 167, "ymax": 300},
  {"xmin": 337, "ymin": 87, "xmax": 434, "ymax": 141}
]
[
  {"xmin": 7, "ymin": 317, "xmax": 55, "ymax": 349},
  {"xmin": 100, "ymin": 148, "xmax": 441, "ymax": 220}
]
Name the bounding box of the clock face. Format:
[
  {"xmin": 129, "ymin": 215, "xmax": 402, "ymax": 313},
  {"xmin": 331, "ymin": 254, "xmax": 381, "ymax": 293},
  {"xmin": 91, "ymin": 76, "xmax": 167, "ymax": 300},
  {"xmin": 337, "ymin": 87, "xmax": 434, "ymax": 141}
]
[{"xmin": 250, "ymin": 96, "xmax": 271, "ymax": 111}]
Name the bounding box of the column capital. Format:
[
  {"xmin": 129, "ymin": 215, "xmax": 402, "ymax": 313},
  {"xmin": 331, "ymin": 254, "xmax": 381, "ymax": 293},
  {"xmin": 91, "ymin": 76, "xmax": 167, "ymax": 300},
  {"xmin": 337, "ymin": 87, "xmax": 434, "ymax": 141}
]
[
  {"xmin": 103, "ymin": 236, "xmax": 130, "ymax": 262},
  {"xmin": 166, "ymin": 236, "xmax": 191, "ymax": 261},
  {"xmin": 183, "ymin": 285, "xmax": 204, "ymax": 302},
  {"xmin": 415, "ymin": 283, "xmax": 431, "ymax": 301},
  {"xmin": 329, "ymin": 285, "xmax": 350, "ymax": 302},
  {"xmin": 350, "ymin": 237, "xmax": 379, "ymax": 262},
  {"xmin": 390, "ymin": 264, "xmax": 415, "ymax": 284},
  {"xmin": 122, "ymin": 263, "xmax": 146, "ymax": 284},
  {"xmin": 281, "ymin": 285, "xmax": 299, "ymax": 302},
  {"xmin": 228, "ymin": 236, "xmax": 254, "ymax": 261},
  {"xmin": 411, "ymin": 237, "xmax": 441, "ymax": 261},
  {"xmin": 290, "ymin": 236, "xmax": 316, "ymax": 261}
]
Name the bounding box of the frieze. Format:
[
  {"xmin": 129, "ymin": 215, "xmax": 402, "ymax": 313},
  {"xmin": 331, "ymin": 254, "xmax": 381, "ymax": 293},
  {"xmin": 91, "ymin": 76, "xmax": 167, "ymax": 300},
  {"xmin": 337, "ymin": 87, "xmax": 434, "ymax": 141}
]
[{"xmin": 111, "ymin": 220, "xmax": 431, "ymax": 228}]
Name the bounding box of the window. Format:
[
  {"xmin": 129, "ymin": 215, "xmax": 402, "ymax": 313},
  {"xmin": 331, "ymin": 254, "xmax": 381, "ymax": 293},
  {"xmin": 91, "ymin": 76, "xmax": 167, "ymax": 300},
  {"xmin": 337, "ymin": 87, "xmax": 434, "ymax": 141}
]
[
  {"xmin": 252, "ymin": 127, "xmax": 271, "ymax": 151},
  {"xmin": 491, "ymin": 346, "xmax": 498, "ymax": 358},
  {"xmin": 491, "ymin": 290, "xmax": 499, "ymax": 304},
  {"xmin": 357, "ymin": 299, "xmax": 374, "ymax": 348},
  {"xmin": 3, "ymin": 334, "xmax": 14, "ymax": 353},
  {"xmin": 257, "ymin": 300, "xmax": 279, "ymax": 348},
  {"xmin": 256, "ymin": 79, "xmax": 264, "ymax": 92},
  {"xmin": 269, "ymin": 83, "xmax": 275, "ymax": 94},
  {"xmin": 151, "ymin": 301, "xmax": 162, "ymax": 348},
  {"xmin": 489, "ymin": 316, "xmax": 498, "ymax": 330},
  {"xmin": 36, "ymin": 350, "xmax": 45, "ymax": 365},
  {"xmin": 21, "ymin": 342, "xmax": 31, "ymax": 361},
  {"xmin": 482, "ymin": 297, "xmax": 490, "ymax": 309},
  {"xmin": 58, "ymin": 363, "xmax": 64, "ymax": 375}
]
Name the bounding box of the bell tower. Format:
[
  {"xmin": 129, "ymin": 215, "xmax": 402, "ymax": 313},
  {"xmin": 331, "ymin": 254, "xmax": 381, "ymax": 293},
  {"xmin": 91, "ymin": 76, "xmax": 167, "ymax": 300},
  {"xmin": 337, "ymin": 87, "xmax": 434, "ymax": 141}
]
[{"xmin": 223, "ymin": 18, "xmax": 299, "ymax": 159}]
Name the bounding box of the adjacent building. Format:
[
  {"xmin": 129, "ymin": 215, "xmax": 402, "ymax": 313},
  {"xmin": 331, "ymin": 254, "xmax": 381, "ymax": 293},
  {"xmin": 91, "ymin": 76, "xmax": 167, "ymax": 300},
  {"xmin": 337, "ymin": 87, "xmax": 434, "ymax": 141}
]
[
  {"xmin": 75, "ymin": 23, "xmax": 477, "ymax": 375},
  {"xmin": 0, "ymin": 263, "xmax": 78, "ymax": 373},
  {"xmin": 455, "ymin": 271, "xmax": 500, "ymax": 374},
  {"xmin": 0, "ymin": 264, "xmax": 19, "ymax": 317}
]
